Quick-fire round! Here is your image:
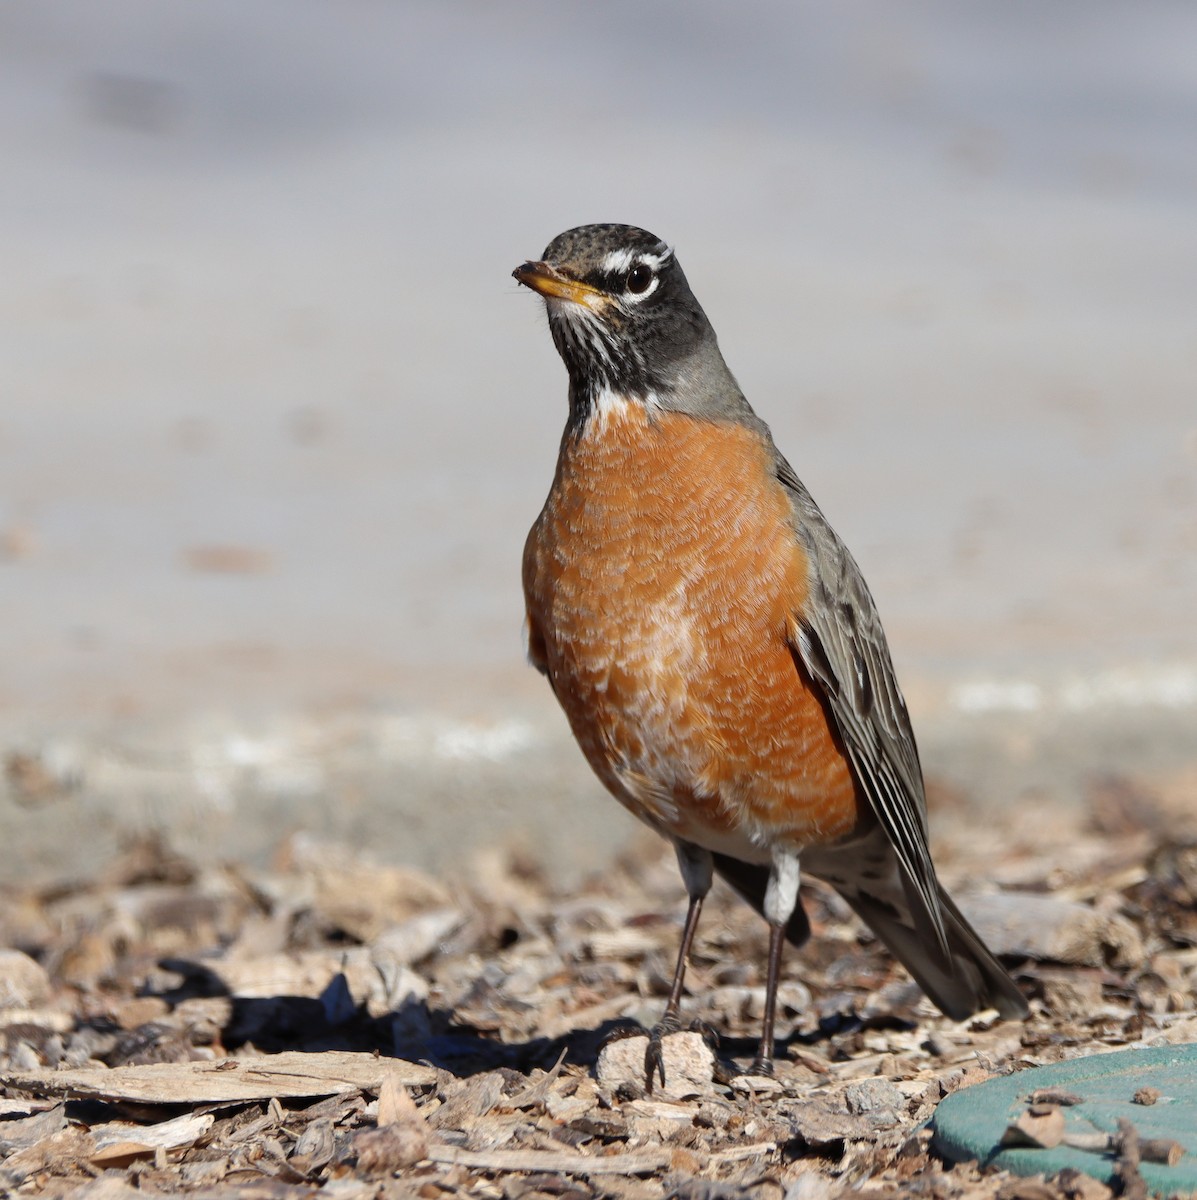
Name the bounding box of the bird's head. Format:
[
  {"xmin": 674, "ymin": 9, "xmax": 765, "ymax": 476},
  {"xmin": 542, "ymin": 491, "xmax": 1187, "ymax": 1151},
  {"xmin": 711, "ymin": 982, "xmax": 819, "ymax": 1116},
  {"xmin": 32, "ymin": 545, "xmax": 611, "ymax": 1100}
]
[{"xmin": 514, "ymin": 223, "xmax": 742, "ymax": 421}]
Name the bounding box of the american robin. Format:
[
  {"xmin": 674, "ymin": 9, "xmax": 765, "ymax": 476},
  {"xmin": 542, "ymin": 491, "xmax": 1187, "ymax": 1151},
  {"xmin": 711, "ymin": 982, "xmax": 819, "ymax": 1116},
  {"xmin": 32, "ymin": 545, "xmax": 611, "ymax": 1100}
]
[{"xmin": 514, "ymin": 223, "xmax": 1027, "ymax": 1087}]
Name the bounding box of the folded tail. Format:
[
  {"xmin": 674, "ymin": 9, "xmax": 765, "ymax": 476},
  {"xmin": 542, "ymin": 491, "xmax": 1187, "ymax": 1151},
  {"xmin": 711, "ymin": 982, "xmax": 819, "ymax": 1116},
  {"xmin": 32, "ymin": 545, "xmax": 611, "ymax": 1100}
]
[
  {"xmin": 837, "ymin": 878, "xmax": 1027, "ymax": 1020},
  {"xmin": 712, "ymin": 849, "xmax": 1027, "ymax": 1022}
]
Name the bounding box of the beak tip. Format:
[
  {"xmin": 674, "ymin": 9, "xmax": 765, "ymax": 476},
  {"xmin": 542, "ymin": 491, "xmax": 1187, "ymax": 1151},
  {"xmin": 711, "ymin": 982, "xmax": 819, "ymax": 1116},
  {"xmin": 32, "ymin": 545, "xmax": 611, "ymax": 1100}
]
[{"xmin": 512, "ymin": 261, "xmax": 540, "ymax": 288}]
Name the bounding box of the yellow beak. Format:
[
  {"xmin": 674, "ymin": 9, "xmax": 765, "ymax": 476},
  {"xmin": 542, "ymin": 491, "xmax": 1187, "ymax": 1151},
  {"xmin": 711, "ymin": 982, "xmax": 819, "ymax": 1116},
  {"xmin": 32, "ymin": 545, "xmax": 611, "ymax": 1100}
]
[{"xmin": 513, "ymin": 261, "xmax": 608, "ymax": 311}]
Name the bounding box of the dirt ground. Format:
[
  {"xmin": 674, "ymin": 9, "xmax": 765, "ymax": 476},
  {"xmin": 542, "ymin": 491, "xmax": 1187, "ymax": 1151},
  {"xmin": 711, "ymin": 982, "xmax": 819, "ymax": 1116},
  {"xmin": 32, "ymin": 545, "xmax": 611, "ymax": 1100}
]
[{"xmin": 1, "ymin": 763, "xmax": 1196, "ymax": 1200}]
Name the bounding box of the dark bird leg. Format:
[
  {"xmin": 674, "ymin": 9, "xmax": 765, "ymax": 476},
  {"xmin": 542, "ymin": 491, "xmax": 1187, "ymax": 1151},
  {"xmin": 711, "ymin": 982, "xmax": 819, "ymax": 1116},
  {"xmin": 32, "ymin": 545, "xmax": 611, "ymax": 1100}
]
[
  {"xmin": 751, "ymin": 921, "xmax": 787, "ymax": 1075},
  {"xmin": 645, "ymin": 842, "xmax": 712, "ymax": 1092},
  {"xmin": 750, "ymin": 847, "xmax": 802, "ymax": 1076}
]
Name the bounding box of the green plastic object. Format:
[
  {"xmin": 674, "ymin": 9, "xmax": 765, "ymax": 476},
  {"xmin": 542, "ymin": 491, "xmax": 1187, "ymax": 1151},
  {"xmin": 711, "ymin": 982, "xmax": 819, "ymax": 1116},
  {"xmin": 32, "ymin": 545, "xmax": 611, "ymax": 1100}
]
[{"xmin": 932, "ymin": 1043, "xmax": 1197, "ymax": 1196}]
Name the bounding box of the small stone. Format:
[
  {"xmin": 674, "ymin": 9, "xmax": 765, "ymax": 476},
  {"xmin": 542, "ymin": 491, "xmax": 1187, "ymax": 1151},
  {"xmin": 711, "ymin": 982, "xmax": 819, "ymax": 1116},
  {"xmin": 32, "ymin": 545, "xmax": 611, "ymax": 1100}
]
[
  {"xmin": 0, "ymin": 951, "xmax": 51, "ymax": 1010},
  {"xmin": 844, "ymin": 1077, "xmax": 905, "ymax": 1116},
  {"xmin": 1132, "ymin": 1086, "xmax": 1161, "ymax": 1106},
  {"xmin": 596, "ymin": 1031, "xmax": 714, "ymax": 1099}
]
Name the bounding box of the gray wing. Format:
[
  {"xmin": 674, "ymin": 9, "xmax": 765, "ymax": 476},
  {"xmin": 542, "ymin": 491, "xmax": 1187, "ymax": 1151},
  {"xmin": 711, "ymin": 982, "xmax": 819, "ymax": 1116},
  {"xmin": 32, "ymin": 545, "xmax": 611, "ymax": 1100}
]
[{"xmin": 773, "ymin": 453, "xmax": 949, "ymax": 956}]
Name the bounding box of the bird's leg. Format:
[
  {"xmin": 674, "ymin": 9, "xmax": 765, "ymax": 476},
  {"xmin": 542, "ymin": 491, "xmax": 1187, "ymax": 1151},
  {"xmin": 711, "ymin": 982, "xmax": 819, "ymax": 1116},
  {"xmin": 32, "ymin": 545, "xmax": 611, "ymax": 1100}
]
[
  {"xmin": 750, "ymin": 846, "xmax": 801, "ymax": 1077},
  {"xmin": 645, "ymin": 842, "xmax": 712, "ymax": 1092},
  {"xmin": 645, "ymin": 891, "xmax": 703, "ymax": 1087},
  {"xmin": 751, "ymin": 921, "xmax": 787, "ymax": 1076}
]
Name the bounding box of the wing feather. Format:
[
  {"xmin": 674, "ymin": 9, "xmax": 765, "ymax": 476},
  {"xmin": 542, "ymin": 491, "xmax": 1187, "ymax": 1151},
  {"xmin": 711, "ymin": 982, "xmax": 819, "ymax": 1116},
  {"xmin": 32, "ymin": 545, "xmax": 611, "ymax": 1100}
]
[{"xmin": 775, "ymin": 454, "xmax": 949, "ymax": 955}]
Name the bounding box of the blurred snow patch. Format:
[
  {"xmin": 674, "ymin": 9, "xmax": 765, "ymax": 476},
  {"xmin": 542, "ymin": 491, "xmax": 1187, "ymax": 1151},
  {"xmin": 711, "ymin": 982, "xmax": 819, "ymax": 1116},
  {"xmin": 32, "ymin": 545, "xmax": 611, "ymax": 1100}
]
[
  {"xmin": 951, "ymin": 680, "xmax": 1043, "ymax": 714},
  {"xmin": 951, "ymin": 665, "xmax": 1197, "ymax": 716},
  {"xmin": 376, "ymin": 715, "xmax": 537, "ymax": 763}
]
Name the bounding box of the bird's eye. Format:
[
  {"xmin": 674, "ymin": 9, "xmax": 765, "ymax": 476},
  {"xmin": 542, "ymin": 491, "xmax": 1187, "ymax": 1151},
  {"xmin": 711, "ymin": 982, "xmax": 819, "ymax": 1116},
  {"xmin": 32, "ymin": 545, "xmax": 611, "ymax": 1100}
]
[{"xmin": 626, "ymin": 263, "xmax": 654, "ymax": 295}]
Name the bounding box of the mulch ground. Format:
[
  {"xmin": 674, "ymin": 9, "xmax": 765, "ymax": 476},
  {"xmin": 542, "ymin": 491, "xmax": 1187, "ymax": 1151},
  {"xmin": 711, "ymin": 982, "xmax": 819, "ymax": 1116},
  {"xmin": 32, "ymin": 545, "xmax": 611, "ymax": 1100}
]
[{"xmin": 1, "ymin": 766, "xmax": 1195, "ymax": 1199}]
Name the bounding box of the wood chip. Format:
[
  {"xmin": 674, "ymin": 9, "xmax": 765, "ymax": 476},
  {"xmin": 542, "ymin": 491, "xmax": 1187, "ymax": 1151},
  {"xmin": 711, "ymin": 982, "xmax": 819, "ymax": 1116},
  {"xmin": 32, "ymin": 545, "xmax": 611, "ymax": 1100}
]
[
  {"xmin": 289, "ymin": 1117, "xmax": 337, "ymax": 1175},
  {"xmin": 89, "ymin": 1111, "xmax": 214, "ymax": 1166},
  {"xmin": 0, "ymin": 1102, "xmax": 66, "ymax": 1152},
  {"xmin": 0, "ymin": 1050, "xmax": 436, "ymax": 1104},
  {"xmin": 1138, "ymin": 1137, "xmax": 1184, "ymax": 1167},
  {"xmin": 0, "ymin": 1126, "xmax": 96, "ymax": 1187},
  {"xmin": 353, "ymin": 1121, "xmax": 429, "ymax": 1176},
  {"xmin": 376, "ymin": 1069, "xmax": 423, "ymax": 1128},
  {"xmin": 1055, "ymin": 1167, "xmax": 1115, "ymax": 1200},
  {"xmin": 506, "ymin": 1048, "xmax": 567, "ymax": 1108},
  {"xmin": 0, "ymin": 949, "xmax": 52, "ymax": 1008},
  {"xmin": 1002, "ymin": 1105, "xmax": 1065, "ymax": 1149},
  {"xmin": 425, "ymin": 1142, "xmax": 673, "ymax": 1176},
  {"xmin": 428, "ymin": 1071, "xmax": 506, "ymax": 1131},
  {"xmin": 708, "ymin": 1140, "xmax": 779, "ymax": 1164},
  {"xmin": 1113, "ymin": 1116, "xmax": 1149, "ymax": 1200},
  {"xmin": 366, "ymin": 1063, "xmax": 431, "ymax": 1173},
  {"xmin": 1029, "ymin": 1087, "xmax": 1085, "ymax": 1106},
  {"xmin": 789, "ymin": 1101, "xmax": 880, "ymax": 1149}
]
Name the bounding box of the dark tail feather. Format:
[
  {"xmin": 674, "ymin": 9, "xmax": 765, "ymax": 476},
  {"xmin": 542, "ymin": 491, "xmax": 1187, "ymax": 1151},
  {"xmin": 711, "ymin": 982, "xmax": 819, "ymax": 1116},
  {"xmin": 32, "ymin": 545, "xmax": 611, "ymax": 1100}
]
[
  {"xmin": 839, "ymin": 883, "xmax": 1028, "ymax": 1021},
  {"xmin": 712, "ymin": 851, "xmax": 1027, "ymax": 1022},
  {"xmin": 711, "ymin": 852, "xmax": 812, "ymax": 948}
]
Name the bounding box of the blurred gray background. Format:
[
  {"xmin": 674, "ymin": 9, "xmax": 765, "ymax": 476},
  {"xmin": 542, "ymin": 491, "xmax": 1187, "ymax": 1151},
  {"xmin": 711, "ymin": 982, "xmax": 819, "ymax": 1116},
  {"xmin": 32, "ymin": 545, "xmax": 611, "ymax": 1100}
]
[{"xmin": 1, "ymin": 1, "xmax": 1194, "ymax": 882}]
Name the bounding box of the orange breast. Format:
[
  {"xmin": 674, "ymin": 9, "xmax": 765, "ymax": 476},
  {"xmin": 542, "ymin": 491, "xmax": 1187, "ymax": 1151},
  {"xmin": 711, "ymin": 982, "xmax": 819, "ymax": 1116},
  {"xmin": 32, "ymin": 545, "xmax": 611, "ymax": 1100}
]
[{"xmin": 524, "ymin": 399, "xmax": 861, "ymax": 859}]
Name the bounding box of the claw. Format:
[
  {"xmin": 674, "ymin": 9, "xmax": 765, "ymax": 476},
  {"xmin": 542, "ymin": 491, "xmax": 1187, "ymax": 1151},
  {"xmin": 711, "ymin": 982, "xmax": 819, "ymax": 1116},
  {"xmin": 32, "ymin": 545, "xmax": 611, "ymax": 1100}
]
[
  {"xmin": 642, "ymin": 1013, "xmax": 681, "ymax": 1093},
  {"xmin": 644, "ymin": 1034, "xmax": 667, "ymax": 1093}
]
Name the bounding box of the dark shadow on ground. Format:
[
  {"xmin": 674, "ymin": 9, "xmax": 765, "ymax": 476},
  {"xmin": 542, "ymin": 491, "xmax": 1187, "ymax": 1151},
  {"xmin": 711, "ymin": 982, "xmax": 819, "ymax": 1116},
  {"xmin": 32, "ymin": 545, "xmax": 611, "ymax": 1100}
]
[{"xmin": 137, "ymin": 957, "xmax": 908, "ymax": 1081}]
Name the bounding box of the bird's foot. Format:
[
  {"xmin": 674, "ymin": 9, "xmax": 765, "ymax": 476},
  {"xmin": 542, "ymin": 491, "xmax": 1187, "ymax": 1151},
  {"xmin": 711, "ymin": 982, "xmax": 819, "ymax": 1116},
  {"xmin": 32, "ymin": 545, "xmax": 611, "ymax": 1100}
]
[
  {"xmin": 643, "ymin": 1013, "xmax": 681, "ymax": 1093},
  {"xmin": 644, "ymin": 1015, "xmax": 719, "ymax": 1093},
  {"xmin": 746, "ymin": 1053, "xmax": 776, "ymax": 1079}
]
